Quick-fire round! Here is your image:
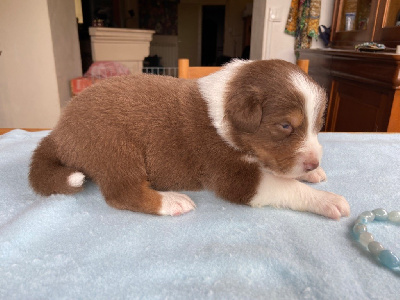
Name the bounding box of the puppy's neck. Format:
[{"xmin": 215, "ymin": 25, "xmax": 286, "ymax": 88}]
[{"xmin": 197, "ymin": 59, "xmax": 252, "ymax": 149}]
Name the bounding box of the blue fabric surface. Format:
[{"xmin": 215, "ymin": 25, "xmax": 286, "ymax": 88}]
[{"xmin": 0, "ymin": 130, "xmax": 399, "ymax": 299}]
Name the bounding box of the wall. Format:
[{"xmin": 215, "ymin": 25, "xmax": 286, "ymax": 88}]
[
  {"xmin": 178, "ymin": 0, "xmax": 251, "ymax": 66},
  {"xmin": 250, "ymin": 0, "xmax": 267, "ymax": 61},
  {"xmin": 0, "ymin": 0, "xmax": 81, "ymax": 128},
  {"xmin": 223, "ymin": 0, "xmax": 253, "ymax": 58},
  {"xmin": 250, "ymin": 0, "xmax": 335, "ymax": 63},
  {"xmin": 48, "ymin": 0, "xmax": 82, "ymax": 108},
  {"xmin": 178, "ymin": 2, "xmax": 202, "ymax": 65},
  {"xmin": 311, "ymin": 0, "xmax": 335, "ymax": 49},
  {"xmin": 265, "ymin": 0, "xmax": 297, "ymax": 63},
  {"xmin": 0, "ymin": 0, "xmax": 60, "ymax": 128},
  {"xmin": 149, "ymin": 35, "xmax": 179, "ymax": 67},
  {"xmin": 123, "ymin": 0, "xmax": 140, "ymax": 28}
]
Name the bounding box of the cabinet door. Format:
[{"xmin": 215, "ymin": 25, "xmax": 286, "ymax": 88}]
[
  {"xmin": 331, "ymin": 0, "xmax": 379, "ymax": 48},
  {"xmin": 326, "ymin": 79, "xmax": 393, "ymax": 131},
  {"xmin": 373, "ymin": 0, "xmax": 400, "ymax": 47}
]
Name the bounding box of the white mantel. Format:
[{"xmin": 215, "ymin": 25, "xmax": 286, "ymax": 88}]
[{"xmin": 89, "ymin": 27, "xmax": 155, "ymax": 74}]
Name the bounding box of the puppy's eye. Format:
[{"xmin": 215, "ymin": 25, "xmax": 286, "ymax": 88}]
[{"xmin": 280, "ymin": 123, "xmax": 293, "ymax": 132}]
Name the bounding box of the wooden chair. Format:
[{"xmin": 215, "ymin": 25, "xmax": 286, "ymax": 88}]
[
  {"xmin": 178, "ymin": 59, "xmax": 221, "ymax": 79},
  {"xmin": 296, "ymin": 59, "xmax": 309, "ymax": 74},
  {"xmin": 178, "ymin": 58, "xmax": 309, "ymax": 79}
]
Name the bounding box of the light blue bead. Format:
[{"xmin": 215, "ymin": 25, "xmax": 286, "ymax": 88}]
[
  {"xmin": 372, "ymin": 208, "xmax": 388, "ymax": 221},
  {"xmin": 359, "ymin": 232, "xmax": 374, "ymax": 247},
  {"xmin": 359, "ymin": 211, "xmax": 375, "ymax": 222},
  {"xmin": 353, "ymin": 224, "xmax": 367, "ymax": 238},
  {"xmin": 356, "ymin": 216, "xmax": 369, "ymax": 224},
  {"xmin": 367, "ymin": 241, "xmax": 384, "ymax": 257},
  {"xmin": 388, "ymin": 211, "xmax": 400, "ymax": 223},
  {"xmin": 378, "ymin": 250, "xmax": 400, "ymax": 269}
]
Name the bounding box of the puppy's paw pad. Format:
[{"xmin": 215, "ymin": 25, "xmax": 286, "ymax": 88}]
[
  {"xmin": 298, "ymin": 167, "xmax": 327, "ymax": 183},
  {"xmin": 68, "ymin": 172, "xmax": 85, "ymax": 187},
  {"xmin": 158, "ymin": 192, "xmax": 196, "ymax": 216},
  {"xmin": 315, "ymin": 192, "xmax": 350, "ymax": 220}
]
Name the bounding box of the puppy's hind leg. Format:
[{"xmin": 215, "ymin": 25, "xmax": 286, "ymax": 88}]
[
  {"xmin": 29, "ymin": 136, "xmax": 85, "ymax": 196},
  {"xmin": 95, "ymin": 163, "xmax": 195, "ymax": 216},
  {"xmin": 158, "ymin": 191, "xmax": 196, "ymax": 216}
]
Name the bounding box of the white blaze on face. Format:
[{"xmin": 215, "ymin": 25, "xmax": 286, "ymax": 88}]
[
  {"xmin": 198, "ymin": 59, "xmax": 252, "ymax": 149},
  {"xmin": 289, "ymin": 72, "xmax": 324, "ymax": 177}
]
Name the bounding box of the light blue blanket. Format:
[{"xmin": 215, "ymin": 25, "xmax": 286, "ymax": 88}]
[{"xmin": 0, "ymin": 130, "xmax": 399, "ymax": 299}]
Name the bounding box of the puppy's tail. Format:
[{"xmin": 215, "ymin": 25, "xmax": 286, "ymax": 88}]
[{"xmin": 29, "ymin": 136, "xmax": 85, "ymax": 196}]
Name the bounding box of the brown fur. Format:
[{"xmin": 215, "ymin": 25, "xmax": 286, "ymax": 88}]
[
  {"xmin": 29, "ymin": 60, "xmax": 326, "ymax": 215},
  {"xmin": 225, "ymin": 60, "xmax": 323, "ymax": 175}
]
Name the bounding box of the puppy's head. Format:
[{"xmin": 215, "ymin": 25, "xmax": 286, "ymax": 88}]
[{"xmin": 225, "ymin": 59, "xmax": 326, "ymax": 179}]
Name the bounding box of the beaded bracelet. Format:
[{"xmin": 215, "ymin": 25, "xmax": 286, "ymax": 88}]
[{"xmin": 353, "ymin": 208, "xmax": 400, "ymax": 270}]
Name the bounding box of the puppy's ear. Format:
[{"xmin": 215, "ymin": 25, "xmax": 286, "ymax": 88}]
[{"xmin": 226, "ymin": 98, "xmax": 262, "ymax": 133}]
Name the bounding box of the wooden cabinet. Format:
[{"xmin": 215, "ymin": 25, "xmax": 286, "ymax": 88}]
[
  {"xmin": 298, "ymin": 0, "xmax": 400, "ymax": 132},
  {"xmin": 331, "ymin": 0, "xmax": 400, "ymax": 48},
  {"xmin": 299, "ymin": 49, "xmax": 400, "ymax": 132},
  {"xmin": 328, "ymin": 78, "xmax": 395, "ymax": 132}
]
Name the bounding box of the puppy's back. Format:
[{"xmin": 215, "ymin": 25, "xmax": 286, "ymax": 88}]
[
  {"xmin": 63, "ymin": 75, "xmax": 193, "ymax": 128},
  {"xmin": 50, "ymin": 74, "xmax": 215, "ymax": 186}
]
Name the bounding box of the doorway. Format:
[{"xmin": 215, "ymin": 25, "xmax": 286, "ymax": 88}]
[{"xmin": 201, "ymin": 5, "xmax": 225, "ymax": 66}]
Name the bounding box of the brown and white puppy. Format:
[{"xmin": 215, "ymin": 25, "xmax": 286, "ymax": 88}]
[{"xmin": 29, "ymin": 59, "xmax": 350, "ymax": 219}]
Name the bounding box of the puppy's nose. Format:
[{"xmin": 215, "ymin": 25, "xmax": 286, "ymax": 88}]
[{"xmin": 304, "ymin": 161, "xmax": 319, "ymax": 172}]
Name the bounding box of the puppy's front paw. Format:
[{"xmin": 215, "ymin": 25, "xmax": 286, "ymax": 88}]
[
  {"xmin": 313, "ymin": 191, "xmax": 350, "ymax": 220},
  {"xmin": 158, "ymin": 192, "xmax": 196, "ymax": 216},
  {"xmin": 297, "ymin": 166, "xmax": 327, "ymax": 183}
]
